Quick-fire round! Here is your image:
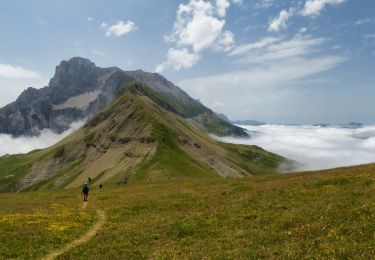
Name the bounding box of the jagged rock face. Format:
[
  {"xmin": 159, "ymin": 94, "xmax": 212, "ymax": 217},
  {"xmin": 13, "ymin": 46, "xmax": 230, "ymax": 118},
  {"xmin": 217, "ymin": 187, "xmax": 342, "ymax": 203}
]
[
  {"xmin": 0, "ymin": 57, "xmax": 247, "ymax": 137},
  {"xmin": 48, "ymin": 57, "xmax": 100, "ymax": 104}
]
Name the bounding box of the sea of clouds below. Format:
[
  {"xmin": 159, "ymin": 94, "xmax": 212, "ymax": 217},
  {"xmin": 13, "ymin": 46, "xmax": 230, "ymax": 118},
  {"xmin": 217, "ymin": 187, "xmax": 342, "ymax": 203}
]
[
  {"xmin": 1, "ymin": 122, "xmax": 375, "ymax": 172},
  {"xmin": 0, "ymin": 121, "xmax": 85, "ymax": 157},
  {"xmin": 216, "ymin": 124, "xmax": 375, "ymax": 171}
]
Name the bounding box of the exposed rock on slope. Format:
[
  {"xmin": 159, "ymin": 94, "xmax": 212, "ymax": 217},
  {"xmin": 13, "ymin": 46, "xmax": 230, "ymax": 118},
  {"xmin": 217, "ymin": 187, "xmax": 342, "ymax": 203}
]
[
  {"xmin": 0, "ymin": 83, "xmax": 286, "ymax": 192},
  {"xmin": 0, "ymin": 57, "xmax": 246, "ymax": 137}
]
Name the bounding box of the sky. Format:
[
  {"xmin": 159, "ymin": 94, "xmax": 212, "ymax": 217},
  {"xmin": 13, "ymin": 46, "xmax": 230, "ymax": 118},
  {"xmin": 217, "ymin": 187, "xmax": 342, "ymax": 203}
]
[{"xmin": 0, "ymin": 0, "xmax": 374, "ymax": 124}]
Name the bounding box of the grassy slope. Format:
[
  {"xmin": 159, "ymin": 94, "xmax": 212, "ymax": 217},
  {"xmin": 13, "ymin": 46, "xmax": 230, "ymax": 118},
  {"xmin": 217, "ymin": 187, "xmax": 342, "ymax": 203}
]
[
  {"xmin": 220, "ymin": 142, "xmax": 284, "ymax": 176},
  {"xmin": 0, "ymin": 83, "xmax": 285, "ymax": 192},
  {"xmin": 1, "ymin": 163, "xmax": 375, "ymax": 258},
  {"xmin": 0, "ymin": 127, "xmax": 86, "ymax": 192},
  {"xmin": 128, "ymin": 82, "xmax": 247, "ymax": 137},
  {"xmin": 131, "ymin": 120, "xmax": 218, "ymax": 182},
  {"xmin": 0, "ymin": 191, "xmax": 96, "ymax": 259}
]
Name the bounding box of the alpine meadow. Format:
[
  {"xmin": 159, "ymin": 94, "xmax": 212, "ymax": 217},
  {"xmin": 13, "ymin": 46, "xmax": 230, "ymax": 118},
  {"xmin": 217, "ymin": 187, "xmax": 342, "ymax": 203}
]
[{"xmin": 1, "ymin": 0, "xmax": 375, "ymax": 259}]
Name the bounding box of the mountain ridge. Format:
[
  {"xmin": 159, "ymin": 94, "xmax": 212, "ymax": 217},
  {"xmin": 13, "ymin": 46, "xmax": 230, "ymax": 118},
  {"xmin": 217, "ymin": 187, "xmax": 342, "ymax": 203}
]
[
  {"xmin": 0, "ymin": 82, "xmax": 286, "ymax": 192},
  {"xmin": 0, "ymin": 57, "xmax": 247, "ymax": 137}
]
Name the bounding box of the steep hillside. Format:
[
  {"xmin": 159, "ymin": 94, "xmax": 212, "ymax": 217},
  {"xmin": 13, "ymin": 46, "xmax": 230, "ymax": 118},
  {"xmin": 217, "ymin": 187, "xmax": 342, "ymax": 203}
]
[
  {"xmin": 0, "ymin": 83, "xmax": 285, "ymax": 192},
  {"xmin": 0, "ymin": 57, "xmax": 246, "ymax": 137}
]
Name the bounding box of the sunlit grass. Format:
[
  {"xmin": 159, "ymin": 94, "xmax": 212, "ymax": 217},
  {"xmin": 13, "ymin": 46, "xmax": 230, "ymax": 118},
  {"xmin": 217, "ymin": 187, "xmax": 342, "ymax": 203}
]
[
  {"xmin": 0, "ymin": 192, "xmax": 96, "ymax": 259},
  {"xmin": 2, "ymin": 164, "xmax": 375, "ymax": 258}
]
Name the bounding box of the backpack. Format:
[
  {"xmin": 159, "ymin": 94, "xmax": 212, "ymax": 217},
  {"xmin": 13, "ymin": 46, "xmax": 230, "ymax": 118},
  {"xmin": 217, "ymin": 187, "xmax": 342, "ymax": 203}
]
[{"xmin": 83, "ymin": 185, "xmax": 89, "ymax": 193}]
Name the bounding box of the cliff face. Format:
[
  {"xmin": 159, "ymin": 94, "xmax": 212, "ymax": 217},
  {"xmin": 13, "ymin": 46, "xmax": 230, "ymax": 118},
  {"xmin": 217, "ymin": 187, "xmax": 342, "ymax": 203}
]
[{"xmin": 0, "ymin": 57, "xmax": 247, "ymax": 137}]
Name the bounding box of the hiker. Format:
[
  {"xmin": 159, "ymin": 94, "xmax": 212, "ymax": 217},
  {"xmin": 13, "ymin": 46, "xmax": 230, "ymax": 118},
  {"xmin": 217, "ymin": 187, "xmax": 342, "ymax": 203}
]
[
  {"xmin": 88, "ymin": 177, "xmax": 92, "ymax": 183},
  {"xmin": 99, "ymin": 184, "xmax": 103, "ymax": 189},
  {"xmin": 82, "ymin": 183, "xmax": 90, "ymax": 202}
]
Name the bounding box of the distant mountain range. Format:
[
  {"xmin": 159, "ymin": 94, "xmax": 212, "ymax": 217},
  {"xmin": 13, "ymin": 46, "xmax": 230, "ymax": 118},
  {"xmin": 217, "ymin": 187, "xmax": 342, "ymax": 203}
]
[
  {"xmin": 231, "ymin": 119, "xmax": 266, "ymax": 126},
  {"xmin": 230, "ymin": 120, "xmax": 364, "ymax": 128},
  {"xmin": 0, "ymin": 57, "xmax": 246, "ymax": 137}
]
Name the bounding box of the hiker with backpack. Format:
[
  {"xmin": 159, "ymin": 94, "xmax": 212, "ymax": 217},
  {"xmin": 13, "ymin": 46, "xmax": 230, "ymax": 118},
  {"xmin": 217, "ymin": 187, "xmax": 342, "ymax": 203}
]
[{"xmin": 82, "ymin": 183, "xmax": 90, "ymax": 202}]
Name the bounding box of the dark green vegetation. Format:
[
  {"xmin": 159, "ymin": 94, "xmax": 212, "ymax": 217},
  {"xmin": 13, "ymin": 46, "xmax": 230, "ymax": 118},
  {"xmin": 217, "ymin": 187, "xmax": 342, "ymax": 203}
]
[
  {"xmin": 2, "ymin": 164, "xmax": 375, "ymax": 258},
  {"xmin": 0, "ymin": 83, "xmax": 287, "ymax": 192}
]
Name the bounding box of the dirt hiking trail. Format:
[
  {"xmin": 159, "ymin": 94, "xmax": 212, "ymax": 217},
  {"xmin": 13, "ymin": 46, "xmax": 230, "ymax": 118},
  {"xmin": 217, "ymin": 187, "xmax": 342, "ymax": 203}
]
[{"xmin": 42, "ymin": 204, "xmax": 106, "ymax": 260}]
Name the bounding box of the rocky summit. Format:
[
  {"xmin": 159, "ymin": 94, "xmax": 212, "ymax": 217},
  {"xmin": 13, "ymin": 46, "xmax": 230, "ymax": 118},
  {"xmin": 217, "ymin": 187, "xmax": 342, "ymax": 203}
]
[{"xmin": 0, "ymin": 57, "xmax": 247, "ymax": 137}]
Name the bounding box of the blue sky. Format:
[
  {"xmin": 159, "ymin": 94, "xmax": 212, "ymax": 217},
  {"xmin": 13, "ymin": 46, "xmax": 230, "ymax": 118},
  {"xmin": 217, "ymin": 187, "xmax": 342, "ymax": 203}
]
[{"xmin": 0, "ymin": 0, "xmax": 374, "ymax": 124}]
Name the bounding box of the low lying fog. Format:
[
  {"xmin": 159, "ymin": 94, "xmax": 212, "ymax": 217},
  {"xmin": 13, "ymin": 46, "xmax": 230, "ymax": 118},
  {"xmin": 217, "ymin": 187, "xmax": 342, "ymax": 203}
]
[
  {"xmin": 217, "ymin": 124, "xmax": 375, "ymax": 171},
  {"xmin": 2, "ymin": 121, "xmax": 375, "ymax": 172},
  {"xmin": 0, "ymin": 121, "xmax": 85, "ymax": 157}
]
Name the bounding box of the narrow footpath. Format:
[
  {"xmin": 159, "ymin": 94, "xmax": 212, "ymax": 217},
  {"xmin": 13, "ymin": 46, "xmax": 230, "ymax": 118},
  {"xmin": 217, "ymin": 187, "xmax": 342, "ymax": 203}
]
[{"xmin": 42, "ymin": 203, "xmax": 106, "ymax": 260}]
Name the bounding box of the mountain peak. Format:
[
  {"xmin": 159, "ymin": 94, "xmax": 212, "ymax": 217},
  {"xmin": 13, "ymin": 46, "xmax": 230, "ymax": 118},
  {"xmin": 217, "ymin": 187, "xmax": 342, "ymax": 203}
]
[
  {"xmin": 66, "ymin": 56, "xmax": 96, "ymax": 67},
  {"xmin": 49, "ymin": 57, "xmax": 98, "ymax": 88},
  {"xmin": 0, "ymin": 57, "xmax": 247, "ymax": 137}
]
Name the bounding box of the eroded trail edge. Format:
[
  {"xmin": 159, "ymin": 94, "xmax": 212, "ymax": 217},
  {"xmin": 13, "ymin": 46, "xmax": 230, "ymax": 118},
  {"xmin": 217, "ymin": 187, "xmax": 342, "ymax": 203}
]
[{"xmin": 43, "ymin": 208, "xmax": 106, "ymax": 260}]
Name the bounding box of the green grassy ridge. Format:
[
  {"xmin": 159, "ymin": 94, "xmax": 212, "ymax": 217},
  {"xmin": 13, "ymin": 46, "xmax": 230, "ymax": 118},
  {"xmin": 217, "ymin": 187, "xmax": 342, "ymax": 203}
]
[
  {"xmin": 193, "ymin": 111, "xmax": 248, "ymax": 137},
  {"xmin": 79, "ymin": 84, "xmax": 285, "ymax": 183},
  {"xmin": 123, "ymin": 82, "xmax": 247, "ymax": 136},
  {"xmin": 122, "ymin": 82, "xmax": 207, "ymax": 118},
  {"xmin": 220, "ymin": 142, "xmax": 285, "ymax": 176},
  {"xmin": 0, "ymin": 83, "xmax": 285, "ymax": 192},
  {"xmin": 132, "ymin": 120, "xmax": 218, "ymax": 182}
]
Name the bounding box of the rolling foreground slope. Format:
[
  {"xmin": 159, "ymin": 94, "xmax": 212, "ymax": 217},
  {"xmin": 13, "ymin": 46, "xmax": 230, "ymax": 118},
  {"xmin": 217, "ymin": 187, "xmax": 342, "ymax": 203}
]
[
  {"xmin": 0, "ymin": 83, "xmax": 285, "ymax": 192},
  {"xmin": 2, "ymin": 163, "xmax": 375, "ymax": 258}
]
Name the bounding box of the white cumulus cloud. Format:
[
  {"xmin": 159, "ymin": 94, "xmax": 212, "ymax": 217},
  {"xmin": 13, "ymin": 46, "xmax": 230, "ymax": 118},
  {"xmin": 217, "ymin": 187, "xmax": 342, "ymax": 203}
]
[
  {"xmin": 0, "ymin": 64, "xmax": 47, "ymax": 107},
  {"xmin": 155, "ymin": 48, "xmax": 201, "ymax": 73},
  {"xmin": 156, "ymin": 0, "xmax": 235, "ymax": 72},
  {"xmin": 102, "ymin": 20, "xmax": 137, "ymax": 38},
  {"xmin": 301, "ymin": 0, "xmax": 345, "ymax": 17},
  {"xmin": 0, "ymin": 64, "xmax": 39, "ymax": 79},
  {"xmin": 264, "ymin": 0, "xmax": 345, "ymax": 34},
  {"xmin": 268, "ymin": 9, "xmax": 294, "ymax": 32},
  {"xmin": 168, "ymin": 0, "xmax": 228, "ymax": 52},
  {"xmin": 216, "ymin": 0, "xmax": 230, "ymax": 17}
]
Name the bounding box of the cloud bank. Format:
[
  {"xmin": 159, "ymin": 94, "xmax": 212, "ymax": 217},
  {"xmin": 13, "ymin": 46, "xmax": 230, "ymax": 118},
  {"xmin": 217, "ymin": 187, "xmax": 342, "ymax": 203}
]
[
  {"xmin": 216, "ymin": 124, "xmax": 375, "ymax": 171},
  {"xmin": 0, "ymin": 121, "xmax": 84, "ymax": 157}
]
